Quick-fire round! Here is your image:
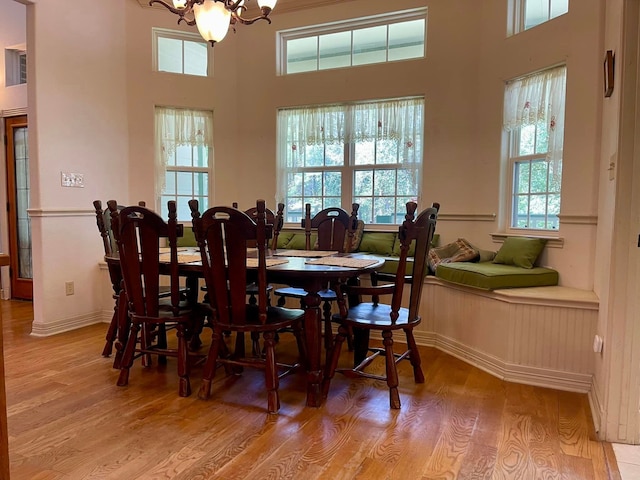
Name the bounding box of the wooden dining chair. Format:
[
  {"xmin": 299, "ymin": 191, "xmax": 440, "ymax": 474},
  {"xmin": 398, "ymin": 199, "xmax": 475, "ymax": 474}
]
[
  {"xmin": 275, "ymin": 203, "xmax": 360, "ymax": 351},
  {"xmin": 230, "ymin": 202, "xmax": 285, "ymax": 356},
  {"xmin": 322, "ymin": 202, "xmax": 439, "ymax": 409},
  {"xmin": 112, "ymin": 200, "xmax": 203, "ymax": 397},
  {"xmin": 189, "ymin": 199, "xmax": 306, "ymax": 413},
  {"xmin": 93, "ymin": 199, "xmax": 148, "ymax": 366}
]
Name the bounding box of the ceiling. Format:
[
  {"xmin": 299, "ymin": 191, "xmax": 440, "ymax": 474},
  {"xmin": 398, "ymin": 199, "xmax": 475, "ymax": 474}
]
[{"xmin": 137, "ymin": 0, "xmax": 351, "ymax": 14}]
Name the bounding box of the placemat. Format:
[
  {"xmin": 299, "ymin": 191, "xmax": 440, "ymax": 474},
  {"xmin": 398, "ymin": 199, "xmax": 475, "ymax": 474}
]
[
  {"xmin": 247, "ymin": 258, "xmax": 290, "ymax": 268},
  {"xmin": 159, "ymin": 247, "xmax": 191, "ymax": 254},
  {"xmin": 159, "ymin": 253, "xmax": 202, "ymax": 264},
  {"xmin": 273, "ymin": 249, "xmax": 338, "ymax": 258},
  {"xmin": 305, "ymin": 257, "xmax": 380, "ymax": 268}
]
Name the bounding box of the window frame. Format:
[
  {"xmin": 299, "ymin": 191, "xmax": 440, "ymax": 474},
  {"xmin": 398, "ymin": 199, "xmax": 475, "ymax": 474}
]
[
  {"xmin": 152, "ymin": 27, "xmax": 212, "ymax": 77},
  {"xmin": 278, "ymin": 98, "xmax": 424, "ymax": 226},
  {"xmin": 4, "ymin": 45, "xmax": 27, "ymax": 86},
  {"xmin": 506, "ymin": 130, "xmax": 561, "ymax": 232},
  {"xmin": 507, "ymin": 0, "xmax": 569, "ymax": 36},
  {"xmin": 154, "ymin": 107, "xmax": 214, "ymax": 221},
  {"xmin": 277, "ymin": 7, "xmax": 427, "ymax": 76}
]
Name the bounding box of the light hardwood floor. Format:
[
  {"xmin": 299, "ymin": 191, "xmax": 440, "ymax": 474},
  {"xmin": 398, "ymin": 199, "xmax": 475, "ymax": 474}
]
[{"xmin": 2, "ymin": 299, "xmax": 621, "ymax": 479}]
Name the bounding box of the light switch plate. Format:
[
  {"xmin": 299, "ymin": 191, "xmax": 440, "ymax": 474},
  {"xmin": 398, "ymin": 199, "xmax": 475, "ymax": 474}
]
[{"xmin": 61, "ymin": 172, "xmax": 84, "ymax": 188}]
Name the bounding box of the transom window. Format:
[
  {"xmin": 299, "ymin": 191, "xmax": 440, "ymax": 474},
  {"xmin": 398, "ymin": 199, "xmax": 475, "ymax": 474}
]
[
  {"xmin": 277, "ymin": 97, "xmax": 423, "ymax": 224},
  {"xmin": 508, "ymin": 0, "xmax": 569, "ymax": 35},
  {"xmin": 278, "ymin": 8, "xmax": 426, "ymax": 75},
  {"xmin": 503, "ymin": 65, "xmax": 566, "ymax": 231},
  {"xmin": 152, "ymin": 28, "xmax": 210, "ymax": 77},
  {"xmin": 155, "ymin": 107, "xmax": 213, "ymax": 220},
  {"xmin": 4, "ymin": 45, "xmax": 27, "ymax": 86}
]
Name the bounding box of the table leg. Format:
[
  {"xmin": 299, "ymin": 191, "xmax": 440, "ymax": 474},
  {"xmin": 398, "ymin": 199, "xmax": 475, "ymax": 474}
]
[
  {"xmin": 185, "ymin": 274, "xmax": 204, "ymax": 351},
  {"xmin": 352, "ymin": 327, "xmax": 370, "ymax": 368},
  {"xmin": 303, "ymin": 291, "xmax": 323, "ymax": 407}
]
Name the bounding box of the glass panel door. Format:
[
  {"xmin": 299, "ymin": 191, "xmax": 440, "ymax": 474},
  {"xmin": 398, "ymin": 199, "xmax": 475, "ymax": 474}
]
[{"xmin": 5, "ymin": 115, "xmax": 32, "ymax": 300}]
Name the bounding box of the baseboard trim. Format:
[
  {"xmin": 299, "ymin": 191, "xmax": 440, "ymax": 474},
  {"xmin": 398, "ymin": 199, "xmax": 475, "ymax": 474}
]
[
  {"xmin": 588, "ymin": 377, "xmax": 604, "ymax": 436},
  {"xmin": 30, "ymin": 311, "xmax": 104, "ymax": 337},
  {"xmin": 412, "ymin": 330, "xmax": 592, "ymax": 393}
]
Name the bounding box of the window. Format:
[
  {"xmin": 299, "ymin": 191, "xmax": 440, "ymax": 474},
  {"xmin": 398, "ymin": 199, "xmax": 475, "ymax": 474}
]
[
  {"xmin": 278, "ymin": 8, "xmax": 426, "ymax": 75},
  {"xmin": 153, "ymin": 28, "xmax": 209, "ymax": 77},
  {"xmin": 277, "ymin": 97, "xmax": 423, "ymax": 224},
  {"xmin": 155, "ymin": 107, "xmax": 213, "ymax": 221},
  {"xmin": 503, "ymin": 65, "xmax": 566, "ymax": 231},
  {"xmin": 508, "ymin": 0, "xmax": 569, "ymax": 35},
  {"xmin": 5, "ymin": 46, "xmax": 26, "ymax": 86}
]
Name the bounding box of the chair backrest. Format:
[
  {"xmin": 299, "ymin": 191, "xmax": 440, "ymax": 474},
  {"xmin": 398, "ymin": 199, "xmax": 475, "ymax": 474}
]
[
  {"xmin": 94, "ymin": 200, "xmax": 148, "ymax": 256},
  {"xmin": 234, "ymin": 202, "xmax": 284, "ymax": 251},
  {"xmin": 93, "ymin": 200, "xmax": 117, "ymax": 256},
  {"xmin": 303, "ymin": 203, "xmax": 359, "ymax": 252},
  {"xmin": 111, "ymin": 201, "xmax": 184, "ymax": 318},
  {"xmin": 189, "ymin": 199, "xmax": 271, "ymax": 326},
  {"xmin": 389, "ymin": 202, "xmax": 439, "ymax": 322}
]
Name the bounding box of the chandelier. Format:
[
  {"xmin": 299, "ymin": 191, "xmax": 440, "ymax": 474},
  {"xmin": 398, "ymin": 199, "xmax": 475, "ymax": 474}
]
[{"xmin": 150, "ymin": 0, "xmax": 278, "ymax": 46}]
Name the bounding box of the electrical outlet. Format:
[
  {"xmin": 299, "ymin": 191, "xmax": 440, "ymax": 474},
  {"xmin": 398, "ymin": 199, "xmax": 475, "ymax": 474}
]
[{"xmin": 65, "ymin": 281, "xmax": 74, "ymax": 296}]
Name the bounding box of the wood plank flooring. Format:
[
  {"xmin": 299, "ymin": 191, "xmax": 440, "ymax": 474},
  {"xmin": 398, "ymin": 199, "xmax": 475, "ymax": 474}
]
[{"xmin": 2, "ymin": 300, "xmax": 620, "ymax": 479}]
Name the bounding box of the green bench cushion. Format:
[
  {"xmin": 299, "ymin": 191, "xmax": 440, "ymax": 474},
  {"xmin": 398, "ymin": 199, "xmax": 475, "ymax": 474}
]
[
  {"xmin": 435, "ymin": 262, "xmax": 559, "ymax": 290},
  {"xmin": 358, "ymin": 232, "xmax": 396, "ymax": 256},
  {"xmin": 377, "ymin": 257, "xmax": 414, "ymax": 275}
]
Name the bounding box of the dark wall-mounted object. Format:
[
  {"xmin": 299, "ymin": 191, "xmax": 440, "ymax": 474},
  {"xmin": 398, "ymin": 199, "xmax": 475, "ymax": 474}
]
[{"xmin": 604, "ymin": 50, "xmax": 615, "ymax": 97}]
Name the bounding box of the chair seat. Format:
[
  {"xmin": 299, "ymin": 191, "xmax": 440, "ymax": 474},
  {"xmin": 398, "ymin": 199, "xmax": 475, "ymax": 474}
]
[
  {"xmin": 216, "ymin": 305, "xmax": 304, "ymax": 332},
  {"xmin": 331, "ymin": 303, "xmax": 421, "ymax": 330},
  {"xmin": 275, "ymin": 286, "xmax": 337, "ymax": 300}
]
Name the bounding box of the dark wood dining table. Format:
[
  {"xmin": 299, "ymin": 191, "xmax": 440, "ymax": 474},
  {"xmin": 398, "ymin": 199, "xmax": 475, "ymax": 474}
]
[{"xmin": 107, "ymin": 247, "xmax": 384, "ymax": 407}]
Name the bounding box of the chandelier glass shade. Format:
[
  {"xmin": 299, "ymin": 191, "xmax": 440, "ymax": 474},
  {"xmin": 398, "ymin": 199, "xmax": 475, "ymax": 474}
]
[{"xmin": 150, "ymin": 0, "xmax": 277, "ymax": 46}]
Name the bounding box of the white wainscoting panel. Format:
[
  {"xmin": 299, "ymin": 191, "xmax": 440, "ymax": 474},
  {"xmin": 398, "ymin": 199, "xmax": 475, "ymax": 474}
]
[{"xmin": 412, "ymin": 280, "xmax": 598, "ymax": 393}]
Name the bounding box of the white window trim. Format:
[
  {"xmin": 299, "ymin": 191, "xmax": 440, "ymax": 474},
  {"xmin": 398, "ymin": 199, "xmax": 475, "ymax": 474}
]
[
  {"xmin": 152, "ymin": 27, "xmax": 212, "ymax": 77},
  {"xmin": 276, "ymin": 7, "xmax": 427, "ymax": 76},
  {"xmin": 501, "ymin": 65, "xmax": 566, "ymax": 236},
  {"xmin": 507, "ymin": 0, "xmax": 569, "ymax": 36},
  {"xmin": 4, "ymin": 44, "xmax": 27, "ymax": 87}
]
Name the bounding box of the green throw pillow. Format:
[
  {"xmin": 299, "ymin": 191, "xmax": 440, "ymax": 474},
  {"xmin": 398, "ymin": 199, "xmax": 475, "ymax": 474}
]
[
  {"xmin": 287, "ymin": 233, "xmax": 316, "ymax": 250},
  {"xmin": 177, "ymin": 227, "xmax": 197, "ymax": 247},
  {"xmin": 492, "ymin": 237, "xmax": 547, "ymax": 269},
  {"xmin": 358, "ymin": 232, "xmax": 396, "ymax": 256},
  {"xmin": 276, "ymin": 231, "xmax": 295, "ymax": 249}
]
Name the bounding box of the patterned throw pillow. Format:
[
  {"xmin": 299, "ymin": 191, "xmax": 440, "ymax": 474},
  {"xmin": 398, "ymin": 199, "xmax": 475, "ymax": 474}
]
[
  {"xmin": 427, "ymin": 238, "xmax": 479, "ymax": 273},
  {"xmin": 345, "ymin": 220, "xmax": 365, "ymax": 252}
]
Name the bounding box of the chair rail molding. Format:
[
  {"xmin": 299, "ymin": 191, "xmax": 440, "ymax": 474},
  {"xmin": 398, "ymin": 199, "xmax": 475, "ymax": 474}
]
[
  {"xmin": 28, "ymin": 208, "xmax": 94, "ymax": 218},
  {"xmin": 437, "ymin": 213, "xmax": 496, "ymax": 222},
  {"xmin": 557, "ymin": 214, "xmax": 598, "ymax": 225}
]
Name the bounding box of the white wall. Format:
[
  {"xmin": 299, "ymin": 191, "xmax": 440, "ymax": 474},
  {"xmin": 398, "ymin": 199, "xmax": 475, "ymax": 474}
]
[{"xmin": 26, "ymin": 0, "xmax": 130, "ymax": 334}]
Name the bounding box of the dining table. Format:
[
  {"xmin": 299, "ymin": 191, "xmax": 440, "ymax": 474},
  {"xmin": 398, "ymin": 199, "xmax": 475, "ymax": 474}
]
[{"xmin": 107, "ymin": 246, "xmax": 384, "ymax": 407}]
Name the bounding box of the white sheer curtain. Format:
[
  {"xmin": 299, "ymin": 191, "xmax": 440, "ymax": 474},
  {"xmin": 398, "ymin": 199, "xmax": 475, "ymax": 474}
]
[
  {"xmin": 154, "ymin": 106, "xmax": 214, "ymax": 195},
  {"xmin": 276, "ymin": 97, "xmax": 424, "ymax": 203},
  {"xmin": 503, "ymin": 65, "xmax": 567, "ymax": 178}
]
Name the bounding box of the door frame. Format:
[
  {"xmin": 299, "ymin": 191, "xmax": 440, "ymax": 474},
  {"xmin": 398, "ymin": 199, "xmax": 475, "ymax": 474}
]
[
  {"xmin": 0, "ymin": 108, "xmax": 26, "ymax": 300},
  {"xmin": 4, "ymin": 114, "xmax": 32, "ymax": 300}
]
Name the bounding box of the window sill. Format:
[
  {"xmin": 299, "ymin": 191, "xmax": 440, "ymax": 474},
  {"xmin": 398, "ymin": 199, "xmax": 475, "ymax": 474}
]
[{"xmin": 490, "ymin": 232, "xmax": 564, "ymax": 248}]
